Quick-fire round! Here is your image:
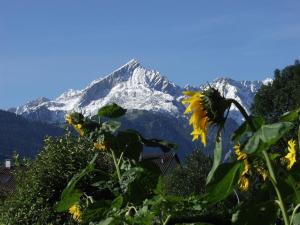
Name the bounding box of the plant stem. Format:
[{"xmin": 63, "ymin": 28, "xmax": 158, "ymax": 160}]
[
  {"xmin": 263, "ymin": 150, "xmax": 290, "ymax": 225},
  {"xmin": 231, "ymin": 98, "xmax": 290, "ymax": 225},
  {"xmin": 228, "ymin": 99, "xmax": 256, "ymax": 132},
  {"xmin": 111, "ymin": 150, "xmax": 122, "ymax": 183},
  {"xmin": 163, "ymin": 215, "xmax": 171, "ymax": 225},
  {"xmin": 291, "ymin": 203, "xmax": 300, "ymax": 225}
]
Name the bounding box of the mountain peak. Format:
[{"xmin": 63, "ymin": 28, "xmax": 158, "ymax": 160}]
[
  {"xmin": 11, "ymin": 60, "xmax": 268, "ymax": 125},
  {"xmin": 113, "ymin": 58, "xmax": 141, "ymax": 73}
]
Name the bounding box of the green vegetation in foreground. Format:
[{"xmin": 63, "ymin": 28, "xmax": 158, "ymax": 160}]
[{"xmin": 0, "ymin": 133, "xmax": 113, "ymax": 225}]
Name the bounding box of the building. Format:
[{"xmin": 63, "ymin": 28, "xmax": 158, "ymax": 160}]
[{"xmin": 140, "ymin": 152, "xmax": 180, "ymax": 175}]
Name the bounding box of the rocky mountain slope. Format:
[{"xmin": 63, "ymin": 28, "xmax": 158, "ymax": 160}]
[
  {"xmin": 7, "ymin": 59, "xmax": 271, "ymax": 158},
  {"xmin": 9, "ymin": 59, "xmax": 271, "ymax": 124}
]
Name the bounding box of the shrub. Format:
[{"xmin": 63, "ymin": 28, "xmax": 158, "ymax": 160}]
[
  {"xmin": 164, "ymin": 149, "xmax": 212, "ymax": 196},
  {"xmin": 0, "ymin": 132, "xmax": 113, "ymax": 225}
]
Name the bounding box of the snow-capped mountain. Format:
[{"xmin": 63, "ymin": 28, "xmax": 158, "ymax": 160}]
[{"xmin": 10, "ymin": 59, "xmax": 270, "ymax": 124}]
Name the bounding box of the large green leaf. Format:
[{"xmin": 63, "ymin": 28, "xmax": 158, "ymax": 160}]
[
  {"xmin": 128, "ymin": 129, "xmax": 178, "ymax": 152},
  {"xmin": 82, "ymin": 199, "xmax": 112, "ymax": 222},
  {"xmin": 111, "ymin": 196, "xmax": 123, "ymax": 210},
  {"xmin": 98, "ymin": 103, "xmax": 126, "ymax": 118},
  {"xmin": 232, "ymin": 201, "xmax": 277, "ymax": 225},
  {"xmin": 96, "ymin": 217, "xmax": 116, "ymax": 225},
  {"xmin": 205, "ymin": 162, "xmax": 241, "ymax": 204},
  {"xmin": 286, "ymin": 168, "xmax": 300, "ymax": 204},
  {"xmin": 206, "ymin": 137, "xmax": 222, "ymax": 185},
  {"xmin": 231, "ymin": 116, "xmax": 265, "ymax": 142},
  {"xmin": 293, "ymin": 213, "xmax": 300, "ymax": 225},
  {"xmin": 243, "ymin": 122, "xmax": 293, "ymax": 154},
  {"xmin": 298, "ymin": 124, "xmax": 300, "ymax": 154},
  {"xmin": 114, "ymin": 131, "xmax": 144, "ymax": 161},
  {"xmin": 101, "ymin": 120, "xmax": 121, "ymax": 133},
  {"xmin": 113, "ymin": 129, "xmax": 177, "ymax": 161},
  {"xmin": 280, "ymin": 108, "xmax": 300, "ymax": 122},
  {"xmin": 56, "ymin": 154, "xmax": 98, "ymax": 212}
]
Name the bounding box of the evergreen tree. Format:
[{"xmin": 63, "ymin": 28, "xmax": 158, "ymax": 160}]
[{"xmin": 252, "ymin": 60, "xmax": 300, "ymax": 123}]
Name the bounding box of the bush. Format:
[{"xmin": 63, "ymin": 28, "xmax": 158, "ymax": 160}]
[
  {"xmin": 164, "ymin": 149, "xmax": 212, "ymax": 196},
  {"xmin": 0, "ymin": 132, "xmax": 113, "ymax": 225}
]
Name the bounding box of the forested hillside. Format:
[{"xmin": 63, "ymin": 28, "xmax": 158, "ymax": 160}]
[
  {"xmin": 0, "ymin": 110, "xmax": 64, "ymax": 162},
  {"xmin": 252, "ymin": 60, "xmax": 300, "ymax": 122}
]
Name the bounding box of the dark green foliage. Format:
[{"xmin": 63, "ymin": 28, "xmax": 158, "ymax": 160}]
[
  {"xmin": 243, "ymin": 122, "xmax": 293, "ymax": 154},
  {"xmin": 205, "ymin": 162, "xmax": 241, "ymax": 204},
  {"xmin": 0, "ymin": 110, "xmax": 64, "ymax": 161},
  {"xmin": 0, "ymin": 133, "xmax": 113, "ymax": 225},
  {"xmin": 252, "ymin": 61, "xmax": 300, "ymax": 123},
  {"xmin": 97, "ymin": 103, "xmax": 127, "ymax": 118},
  {"xmin": 120, "ymin": 109, "xmax": 239, "ymax": 159},
  {"xmin": 164, "ymin": 150, "xmax": 212, "ymax": 196}
]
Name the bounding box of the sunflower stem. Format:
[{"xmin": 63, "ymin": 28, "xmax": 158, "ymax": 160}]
[
  {"xmin": 111, "ymin": 150, "xmax": 122, "ymax": 184},
  {"xmin": 263, "ymin": 150, "xmax": 290, "ymax": 225},
  {"xmin": 163, "ymin": 215, "xmax": 171, "ymax": 225},
  {"xmin": 228, "ymin": 99, "xmax": 256, "ymax": 132},
  {"xmin": 230, "ymin": 98, "xmax": 289, "ymax": 225}
]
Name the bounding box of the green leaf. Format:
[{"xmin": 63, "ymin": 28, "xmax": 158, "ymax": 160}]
[
  {"xmin": 243, "ymin": 122, "xmax": 293, "ymax": 154},
  {"xmin": 82, "ymin": 200, "xmax": 112, "ymax": 222},
  {"xmin": 232, "ymin": 201, "xmax": 277, "ymax": 225},
  {"xmin": 298, "ymin": 124, "xmax": 300, "ymax": 154},
  {"xmin": 98, "ymin": 103, "xmax": 126, "ymax": 118},
  {"xmin": 111, "ymin": 196, "xmax": 123, "ymax": 210},
  {"xmin": 280, "ymin": 108, "xmax": 300, "ymax": 122},
  {"xmin": 293, "ymin": 213, "xmax": 300, "ymax": 225},
  {"xmin": 101, "ymin": 120, "xmax": 121, "ymax": 133},
  {"xmin": 205, "ymin": 162, "xmax": 241, "ymax": 204},
  {"xmin": 154, "ymin": 176, "xmax": 164, "ymax": 195},
  {"xmin": 206, "ymin": 137, "xmax": 222, "ymax": 185},
  {"xmin": 114, "ymin": 131, "xmax": 144, "ymax": 161},
  {"xmin": 56, "ymin": 154, "xmax": 98, "ymax": 212},
  {"xmin": 126, "ymin": 129, "xmax": 177, "ymax": 152},
  {"xmin": 231, "ymin": 116, "xmax": 265, "ymax": 142},
  {"xmin": 285, "ymin": 171, "xmax": 300, "ymax": 204},
  {"xmin": 97, "ymin": 217, "xmax": 115, "ymax": 225}
]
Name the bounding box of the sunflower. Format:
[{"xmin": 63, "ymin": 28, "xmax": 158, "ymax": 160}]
[
  {"xmin": 238, "ymin": 175, "xmax": 250, "ymax": 192},
  {"xmin": 234, "ymin": 144, "xmax": 251, "ymax": 191},
  {"xmin": 284, "ymin": 139, "xmax": 297, "ymax": 170},
  {"xmin": 182, "ymin": 91, "xmax": 210, "ymax": 145},
  {"xmin": 94, "ymin": 142, "xmax": 106, "ymax": 151},
  {"xmin": 65, "ymin": 114, "xmax": 84, "ymax": 136},
  {"xmin": 256, "ymin": 167, "xmax": 268, "ymax": 181},
  {"xmin": 69, "ymin": 204, "xmax": 81, "ymax": 222},
  {"xmin": 65, "ymin": 114, "xmax": 74, "ymax": 125},
  {"xmin": 73, "ymin": 124, "xmax": 84, "ymax": 136},
  {"xmin": 234, "ymin": 144, "xmax": 247, "ymax": 160},
  {"xmin": 237, "ymin": 159, "xmax": 251, "ymax": 191},
  {"xmin": 182, "ymin": 88, "xmax": 230, "ymax": 146}
]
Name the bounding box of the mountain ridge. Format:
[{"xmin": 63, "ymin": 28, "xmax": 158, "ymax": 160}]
[
  {"xmin": 9, "ymin": 59, "xmax": 271, "ymax": 125},
  {"xmin": 4, "ymin": 59, "xmax": 272, "ymax": 159}
]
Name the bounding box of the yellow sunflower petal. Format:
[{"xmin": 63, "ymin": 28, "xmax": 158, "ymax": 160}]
[
  {"xmin": 284, "ymin": 139, "xmax": 297, "ymax": 170},
  {"xmin": 238, "ymin": 176, "xmax": 249, "ymax": 192}
]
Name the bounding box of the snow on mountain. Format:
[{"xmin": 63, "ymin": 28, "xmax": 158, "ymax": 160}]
[{"xmin": 10, "ymin": 59, "xmax": 270, "ymax": 124}]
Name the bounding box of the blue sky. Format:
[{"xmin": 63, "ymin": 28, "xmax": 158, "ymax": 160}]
[{"xmin": 1, "ymin": 0, "xmax": 300, "ymax": 109}]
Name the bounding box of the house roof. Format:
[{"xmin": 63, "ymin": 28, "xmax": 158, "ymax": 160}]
[
  {"xmin": 140, "ymin": 152, "xmax": 180, "ymax": 175},
  {"xmin": 0, "ymin": 167, "xmax": 15, "ymax": 194}
]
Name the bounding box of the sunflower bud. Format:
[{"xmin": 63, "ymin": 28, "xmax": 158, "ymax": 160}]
[{"xmin": 202, "ymin": 88, "xmax": 230, "ymax": 125}]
